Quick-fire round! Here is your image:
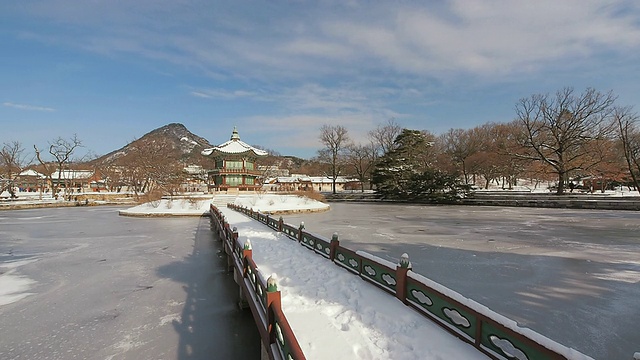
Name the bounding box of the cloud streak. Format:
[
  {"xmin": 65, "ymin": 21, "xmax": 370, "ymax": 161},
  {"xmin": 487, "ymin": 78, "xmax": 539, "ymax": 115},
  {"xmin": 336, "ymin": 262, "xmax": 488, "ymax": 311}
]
[
  {"xmin": 12, "ymin": 1, "xmax": 640, "ymax": 83},
  {"xmin": 3, "ymin": 102, "xmax": 55, "ymax": 112}
]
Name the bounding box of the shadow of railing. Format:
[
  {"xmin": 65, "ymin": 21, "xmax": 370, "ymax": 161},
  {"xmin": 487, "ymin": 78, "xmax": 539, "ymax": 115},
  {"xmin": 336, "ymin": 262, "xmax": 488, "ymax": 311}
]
[{"xmin": 156, "ymin": 215, "xmax": 260, "ymax": 359}]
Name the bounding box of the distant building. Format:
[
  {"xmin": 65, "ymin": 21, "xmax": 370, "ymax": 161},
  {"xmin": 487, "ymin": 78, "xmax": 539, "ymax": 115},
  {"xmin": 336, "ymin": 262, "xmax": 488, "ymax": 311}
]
[
  {"xmin": 49, "ymin": 170, "xmax": 105, "ymax": 192},
  {"xmin": 201, "ymin": 127, "xmax": 268, "ymax": 192},
  {"xmin": 14, "ymin": 169, "xmax": 46, "ymax": 192},
  {"xmin": 263, "ymin": 175, "xmax": 361, "ymax": 192}
]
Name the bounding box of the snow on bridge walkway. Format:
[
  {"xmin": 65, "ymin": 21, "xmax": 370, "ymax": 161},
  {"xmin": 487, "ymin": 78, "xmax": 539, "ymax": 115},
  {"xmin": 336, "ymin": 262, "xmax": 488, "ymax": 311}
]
[{"xmin": 220, "ymin": 207, "xmax": 488, "ymax": 360}]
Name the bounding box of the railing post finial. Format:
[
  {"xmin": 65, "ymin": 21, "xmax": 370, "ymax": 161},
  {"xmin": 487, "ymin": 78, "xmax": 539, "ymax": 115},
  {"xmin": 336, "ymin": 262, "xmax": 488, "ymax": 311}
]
[
  {"xmin": 399, "ymin": 253, "xmax": 412, "ymax": 269},
  {"xmin": 267, "ymin": 273, "xmax": 278, "ymax": 292}
]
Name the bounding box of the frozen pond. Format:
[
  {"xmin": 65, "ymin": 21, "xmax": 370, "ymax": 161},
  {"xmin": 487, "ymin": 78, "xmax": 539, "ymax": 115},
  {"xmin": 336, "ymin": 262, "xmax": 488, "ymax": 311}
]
[
  {"xmin": 283, "ymin": 203, "xmax": 640, "ymax": 360},
  {"xmin": 0, "ymin": 206, "xmax": 259, "ymax": 360}
]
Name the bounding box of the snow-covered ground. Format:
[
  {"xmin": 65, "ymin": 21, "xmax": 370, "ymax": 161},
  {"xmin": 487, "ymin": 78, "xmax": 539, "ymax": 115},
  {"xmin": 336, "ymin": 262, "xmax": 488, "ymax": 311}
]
[
  {"xmin": 119, "ymin": 197, "xmax": 213, "ymax": 216},
  {"xmin": 119, "ymin": 194, "xmax": 330, "ymax": 216},
  {"xmin": 232, "ymin": 193, "xmax": 330, "ymax": 213}
]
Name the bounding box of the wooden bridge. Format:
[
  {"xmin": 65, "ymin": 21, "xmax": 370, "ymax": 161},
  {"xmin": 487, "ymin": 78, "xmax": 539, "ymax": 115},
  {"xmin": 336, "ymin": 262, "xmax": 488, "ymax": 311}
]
[{"xmin": 210, "ymin": 203, "xmax": 596, "ymax": 360}]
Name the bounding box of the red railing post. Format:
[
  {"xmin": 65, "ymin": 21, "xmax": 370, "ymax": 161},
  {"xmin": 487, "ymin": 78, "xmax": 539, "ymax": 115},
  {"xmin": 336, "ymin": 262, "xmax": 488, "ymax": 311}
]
[
  {"xmin": 298, "ymin": 222, "xmax": 304, "ymax": 243},
  {"xmin": 242, "ymin": 239, "xmax": 253, "ymax": 278},
  {"xmin": 266, "ymin": 274, "xmax": 282, "ymax": 344},
  {"xmin": 329, "ymin": 232, "xmax": 339, "ymax": 261},
  {"xmin": 396, "ymin": 253, "xmax": 411, "ymax": 305},
  {"xmin": 231, "ymin": 226, "xmax": 239, "ymax": 255}
]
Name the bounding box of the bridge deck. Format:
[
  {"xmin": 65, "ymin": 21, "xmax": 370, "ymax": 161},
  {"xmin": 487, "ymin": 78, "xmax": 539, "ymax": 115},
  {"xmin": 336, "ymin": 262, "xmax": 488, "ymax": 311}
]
[{"xmin": 220, "ymin": 207, "xmax": 489, "ymax": 360}]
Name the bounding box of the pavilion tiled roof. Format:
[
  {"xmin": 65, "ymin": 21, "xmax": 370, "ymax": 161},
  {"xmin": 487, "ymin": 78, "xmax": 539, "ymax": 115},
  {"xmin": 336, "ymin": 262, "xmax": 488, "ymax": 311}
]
[{"xmin": 201, "ymin": 127, "xmax": 268, "ymax": 157}]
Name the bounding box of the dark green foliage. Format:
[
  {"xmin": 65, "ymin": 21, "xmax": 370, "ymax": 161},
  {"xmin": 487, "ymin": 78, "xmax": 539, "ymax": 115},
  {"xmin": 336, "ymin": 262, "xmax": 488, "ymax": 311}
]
[
  {"xmin": 372, "ymin": 129, "xmax": 470, "ymax": 202},
  {"xmin": 408, "ymin": 169, "xmax": 471, "ymax": 201}
]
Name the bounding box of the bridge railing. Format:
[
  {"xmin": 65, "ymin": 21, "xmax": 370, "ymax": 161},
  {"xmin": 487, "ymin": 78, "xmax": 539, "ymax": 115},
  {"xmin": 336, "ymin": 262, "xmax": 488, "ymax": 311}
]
[
  {"xmin": 210, "ymin": 204, "xmax": 306, "ymax": 360},
  {"xmin": 226, "ymin": 203, "xmax": 594, "ymax": 360}
]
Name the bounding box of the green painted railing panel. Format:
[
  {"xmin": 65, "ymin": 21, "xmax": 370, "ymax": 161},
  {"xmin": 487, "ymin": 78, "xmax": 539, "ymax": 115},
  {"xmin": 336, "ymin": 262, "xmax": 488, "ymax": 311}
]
[
  {"xmin": 360, "ymin": 258, "xmax": 397, "ymax": 291},
  {"xmin": 274, "ymin": 319, "xmax": 296, "ymax": 360},
  {"xmin": 406, "ymin": 281, "xmax": 476, "ymax": 340},
  {"xmin": 282, "ymin": 224, "xmax": 298, "ymax": 239},
  {"xmin": 300, "ymin": 233, "xmax": 314, "ymax": 249},
  {"xmin": 313, "ymin": 238, "xmax": 331, "ymax": 258},
  {"xmin": 481, "ymin": 321, "xmax": 547, "ymax": 360},
  {"xmin": 334, "ymin": 249, "xmax": 360, "ymax": 273}
]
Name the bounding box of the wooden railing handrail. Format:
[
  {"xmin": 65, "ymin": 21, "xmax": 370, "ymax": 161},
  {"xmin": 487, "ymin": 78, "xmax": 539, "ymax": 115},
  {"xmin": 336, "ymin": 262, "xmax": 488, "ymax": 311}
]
[{"xmin": 210, "ymin": 204, "xmax": 306, "ymax": 360}]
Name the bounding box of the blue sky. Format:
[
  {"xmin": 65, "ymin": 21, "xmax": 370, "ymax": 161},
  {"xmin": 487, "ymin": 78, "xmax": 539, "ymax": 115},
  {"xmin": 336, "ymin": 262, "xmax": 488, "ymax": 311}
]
[{"xmin": 1, "ymin": 1, "xmax": 639, "ymax": 160}]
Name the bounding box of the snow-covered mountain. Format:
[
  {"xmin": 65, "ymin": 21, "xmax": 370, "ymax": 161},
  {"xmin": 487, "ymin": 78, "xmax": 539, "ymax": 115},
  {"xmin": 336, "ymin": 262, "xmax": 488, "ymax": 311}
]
[{"xmin": 93, "ymin": 123, "xmax": 214, "ymax": 165}]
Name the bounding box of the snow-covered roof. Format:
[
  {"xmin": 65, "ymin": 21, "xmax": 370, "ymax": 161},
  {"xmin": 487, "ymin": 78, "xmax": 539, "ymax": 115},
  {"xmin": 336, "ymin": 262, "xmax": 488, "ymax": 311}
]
[
  {"xmin": 201, "ymin": 127, "xmax": 268, "ymax": 157},
  {"xmin": 19, "ymin": 169, "xmax": 46, "ymax": 178},
  {"xmin": 266, "ymin": 176, "xmax": 359, "ymax": 184},
  {"xmin": 50, "ymin": 170, "xmax": 94, "ymax": 180}
]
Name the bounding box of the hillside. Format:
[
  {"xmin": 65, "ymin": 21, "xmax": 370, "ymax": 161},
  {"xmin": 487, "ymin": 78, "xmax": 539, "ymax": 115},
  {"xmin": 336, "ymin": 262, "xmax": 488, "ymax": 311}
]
[{"xmin": 92, "ymin": 123, "xmax": 214, "ymax": 165}]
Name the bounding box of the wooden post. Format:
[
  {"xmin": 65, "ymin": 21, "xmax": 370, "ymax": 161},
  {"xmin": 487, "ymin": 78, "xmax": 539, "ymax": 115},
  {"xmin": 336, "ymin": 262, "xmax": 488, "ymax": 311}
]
[
  {"xmin": 396, "ymin": 253, "xmax": 411, "ymax": 305},
  {"xmin": 329, "ymin": 232, "xmax": 339, "ymax": 261},
  {"xmin": 278, "ymin": 216, "xmax": 283, "ymax": 232},
  {"xmin": 242, "ymin": 239, "xmax": 253, "ymax": 277},
  {"xmin": 266, "ymin": 274, "xmax": 281, "ymax": 345},
  {"xmin": 232, "ymin": 227, "xmax": 239, "ymax": 252},
  {"xmin": 298, "ymin": 222, "xmax": 304, "ymax": 243}
]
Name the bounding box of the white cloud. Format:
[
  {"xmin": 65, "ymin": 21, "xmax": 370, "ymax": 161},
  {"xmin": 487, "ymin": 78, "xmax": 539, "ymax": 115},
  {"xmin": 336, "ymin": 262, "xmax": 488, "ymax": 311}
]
[
  {"xmin": 189, "ymin": 89, "xmax": 257, "ymax": 100},
  {"xmin": 3, "ymin": 102, "xmax": 55, "ymax": 112},
  {"xmin": 14, "ymin": 1, "xmax": 640, "ymax": 83}
]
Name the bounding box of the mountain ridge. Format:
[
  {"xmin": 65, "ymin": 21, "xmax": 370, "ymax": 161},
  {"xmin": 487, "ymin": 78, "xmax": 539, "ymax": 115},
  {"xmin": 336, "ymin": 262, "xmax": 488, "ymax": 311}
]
[{"xmin": 92, "ymin": 123, "xmax": 214, "ymax": 165}]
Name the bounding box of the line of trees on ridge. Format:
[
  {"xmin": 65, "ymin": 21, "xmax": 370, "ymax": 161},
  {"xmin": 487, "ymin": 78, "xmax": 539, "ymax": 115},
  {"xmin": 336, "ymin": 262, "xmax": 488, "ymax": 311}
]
[{"xmin": 315, "ymin": 87, "xmax": 640, "ymax": 198}]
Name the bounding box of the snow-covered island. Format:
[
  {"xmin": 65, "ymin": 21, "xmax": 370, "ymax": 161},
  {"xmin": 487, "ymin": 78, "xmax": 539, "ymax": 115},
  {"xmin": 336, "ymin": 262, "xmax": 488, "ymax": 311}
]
[{"xmin": 118, "ymin": 193, "xmax": 330, "ymax": 217}]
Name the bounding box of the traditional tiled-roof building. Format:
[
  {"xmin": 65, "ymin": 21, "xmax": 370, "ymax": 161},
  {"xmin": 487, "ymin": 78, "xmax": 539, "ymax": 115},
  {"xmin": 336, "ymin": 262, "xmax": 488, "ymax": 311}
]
[{"xmin": 201, "ymin": 127, "xmax": 268, "ymax": 191}]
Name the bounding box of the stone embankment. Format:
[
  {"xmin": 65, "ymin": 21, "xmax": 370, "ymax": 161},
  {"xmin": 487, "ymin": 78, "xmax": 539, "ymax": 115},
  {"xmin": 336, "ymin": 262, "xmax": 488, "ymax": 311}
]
[
  {"xmin": 464, "ymin": 191, "xmax": 640, "ymax": 211},
  {"xmin": 0, "ymin": 193, "xmax": 137, "ymax": 210},
  {"xmin": 324, "ymin": 191, "xmax": 640, "ymax": 210}
]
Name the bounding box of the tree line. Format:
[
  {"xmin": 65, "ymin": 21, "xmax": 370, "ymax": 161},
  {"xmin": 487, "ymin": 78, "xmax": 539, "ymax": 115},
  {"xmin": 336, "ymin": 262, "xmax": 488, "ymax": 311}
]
[
  {"xmin": 0, "ymin": 134, "xmax": 200, "ymax": 200},
  {"xmin": 3, "ymin": 87, "xmax": 639, "ymax": 200},
  {"xmin": 315, "ymin": 87, "xmax": 640, "ymax": 198}
]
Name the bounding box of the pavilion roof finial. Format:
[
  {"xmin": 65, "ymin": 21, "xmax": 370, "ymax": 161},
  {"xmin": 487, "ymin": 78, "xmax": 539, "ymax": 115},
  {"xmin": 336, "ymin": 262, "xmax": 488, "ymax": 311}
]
[{"xmin": 230, "ymin": 126, "xmax": 240, "ymax": 141}]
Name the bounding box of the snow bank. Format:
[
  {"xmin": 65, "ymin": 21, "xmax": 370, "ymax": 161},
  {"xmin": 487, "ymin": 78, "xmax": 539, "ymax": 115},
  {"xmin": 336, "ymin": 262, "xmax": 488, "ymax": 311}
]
[
  {"xmin": 119, "ymin": 198, "xmax": 212, "ymax": 216},
  {"xmin": 233, "ymin": 194, "xmax": 329, "ymax": 213}
]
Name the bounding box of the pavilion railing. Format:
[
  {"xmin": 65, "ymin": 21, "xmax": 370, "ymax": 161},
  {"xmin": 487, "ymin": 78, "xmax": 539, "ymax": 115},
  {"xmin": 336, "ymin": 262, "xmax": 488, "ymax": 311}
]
[
  {"xmin": 227, "ymin": 203, "xmax": 595, "ymax": 360},
  {"xmin": 209, "ymin": 204, "xmax": 305, "ymax": 360}
]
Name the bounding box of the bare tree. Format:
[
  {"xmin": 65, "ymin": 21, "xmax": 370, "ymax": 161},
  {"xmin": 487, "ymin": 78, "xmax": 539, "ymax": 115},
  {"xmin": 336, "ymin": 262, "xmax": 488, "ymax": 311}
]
[
  {"xmin": 368, "ymin": 118, "xmax": 402, "ymax": 157},
  {"xmin": 318, "ymin": 125, "xmax": 351, "ymax": 194},
  {"xmin": 34, "ymin": 134, "xmax": 83, "ymax": 197},
  {"xmin": 346, "ymin": 142, "xmax": 376, "ymax": 192},
  {"xmin": 515, "ymin": 87, "xmax": 617, "ymax": 194},
  {"xmin": 1, "ymin": 141, "xmax": 28, "ymax": 198},
  {"xmin": 119, "ymin": 136, "xmax": 183, "ymax": 198},
  {"xmin": 439, "ymin": 128, "xmax": 478, "ymax": 184},
  {"xmin": 613, "ymin": 106, "xmax": 640, "ymax": 193}
]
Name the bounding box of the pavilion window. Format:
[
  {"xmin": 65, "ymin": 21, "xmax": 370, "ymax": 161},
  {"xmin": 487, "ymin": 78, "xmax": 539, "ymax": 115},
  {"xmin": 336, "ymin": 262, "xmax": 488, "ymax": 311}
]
[
  {"xmin": 226, "ymin": 175, "xmax": 243, "ymax": 186},
  {"xmin": 226, "ymin": 160, "xmax": 243, "ymax": 169}
]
